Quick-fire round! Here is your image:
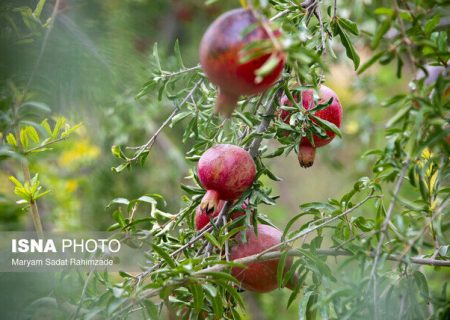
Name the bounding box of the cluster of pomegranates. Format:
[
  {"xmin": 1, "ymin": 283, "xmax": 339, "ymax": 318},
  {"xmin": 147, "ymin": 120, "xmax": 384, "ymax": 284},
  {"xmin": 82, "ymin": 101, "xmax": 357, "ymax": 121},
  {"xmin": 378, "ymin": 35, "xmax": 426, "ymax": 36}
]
[
  {"xmin": 192, "ymin": 8, "xmax": 344, "ymax": 293},
  {"xmin": 199, "ymin": 8, "xmax": 343, "ymax": 168},
  {"xmin": 196, "ymin": 143, "xmax": 293, "ymax": 293}
]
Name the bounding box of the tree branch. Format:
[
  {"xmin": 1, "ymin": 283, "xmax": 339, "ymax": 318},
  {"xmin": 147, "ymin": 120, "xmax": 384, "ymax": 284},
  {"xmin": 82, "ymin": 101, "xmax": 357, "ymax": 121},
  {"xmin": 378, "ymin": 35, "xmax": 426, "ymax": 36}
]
[{"xmin": 137, "ymin": 248, "xmax": 450, "ymax": 300}]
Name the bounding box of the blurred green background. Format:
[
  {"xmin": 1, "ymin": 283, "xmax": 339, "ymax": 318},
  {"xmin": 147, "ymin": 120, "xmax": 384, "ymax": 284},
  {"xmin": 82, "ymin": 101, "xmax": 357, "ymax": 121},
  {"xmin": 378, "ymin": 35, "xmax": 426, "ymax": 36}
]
[{"xmin": 0, "ymin": 0, "xmax": 418, "ymax": 319}]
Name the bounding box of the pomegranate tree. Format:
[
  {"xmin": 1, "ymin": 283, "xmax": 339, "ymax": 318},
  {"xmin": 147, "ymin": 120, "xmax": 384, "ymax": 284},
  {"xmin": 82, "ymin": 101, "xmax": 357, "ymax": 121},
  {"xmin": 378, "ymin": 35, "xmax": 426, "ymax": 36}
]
[
  {"xmin": 279, "ymin": 85, "xmax": 343, "ymax": 167},
  {"xmin": 198, "ymin": 144, "xmax": 256, "ymax": 214},
  {"xmin": 199, "ymin": 8, "xmax": 285, "ymax": 117},
  {"xmin": 230, "ymin": 224, "xmax": 293, "ymax": 293}
]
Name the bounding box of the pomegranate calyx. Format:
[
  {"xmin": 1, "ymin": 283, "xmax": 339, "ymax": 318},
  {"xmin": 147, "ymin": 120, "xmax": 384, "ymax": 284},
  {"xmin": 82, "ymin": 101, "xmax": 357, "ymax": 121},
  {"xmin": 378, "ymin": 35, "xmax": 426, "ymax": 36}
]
[
  {"xmin": 200, "ymin": 190, "xmax": 221, "ymax": 214},
  {"xmin": 215, "ymin": 89, "xmax": 239, "ymax": 118},
  {"xmin": 298, "ymin": 144, "xmax": 316, "ymax": 168}
]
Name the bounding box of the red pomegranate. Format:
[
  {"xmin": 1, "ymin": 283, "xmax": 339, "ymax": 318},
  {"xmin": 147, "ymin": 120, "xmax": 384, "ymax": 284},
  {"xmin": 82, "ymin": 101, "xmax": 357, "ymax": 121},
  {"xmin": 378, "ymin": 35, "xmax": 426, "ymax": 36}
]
[
  {"xmin": 200, "ymin": 8, "xmax": 285, "ymax": 117},
  {"xmin": 279, "ymin": 85, "xmax": 343, "ymax": 167},
  {"xmin": 198, "ymin": 144, "xmax": 256, "ymax": 214},
  {"xmin": 195, "ymin": 200, "xmax": 248, "ymax": 231},
  {"xmin": 230, "ymin": 224, "xmax": 293, "ymax": 293}
]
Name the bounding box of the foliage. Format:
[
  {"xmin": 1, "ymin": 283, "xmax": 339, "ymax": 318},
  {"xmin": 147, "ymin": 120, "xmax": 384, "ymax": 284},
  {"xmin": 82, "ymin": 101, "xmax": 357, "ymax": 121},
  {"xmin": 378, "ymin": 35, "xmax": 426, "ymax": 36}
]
[{"xmin": 0, "ymin": 0, "xmax": 449, "ymax": 319}]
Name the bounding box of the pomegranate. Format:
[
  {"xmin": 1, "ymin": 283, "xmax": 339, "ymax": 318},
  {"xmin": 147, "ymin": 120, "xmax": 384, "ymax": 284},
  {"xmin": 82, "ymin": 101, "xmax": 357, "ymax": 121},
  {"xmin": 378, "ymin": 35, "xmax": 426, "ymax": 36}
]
[
  {"xmin": 230, "ymin": 224, "xmax": 293, "ymax": 293},
  {"xmin": 198, "ymin": 144, "xmax": 256, "ymax": 214},
  {"xmin": 195, "ymin": 200, "xmax": 248, "ymax": 231},
  {"xmin": 279, "ymin": 85, "xmax": 343, "ymax": 167},
  {"xmin": 199, "ymin": 8, "xmax": 285, "ymax": 117}
]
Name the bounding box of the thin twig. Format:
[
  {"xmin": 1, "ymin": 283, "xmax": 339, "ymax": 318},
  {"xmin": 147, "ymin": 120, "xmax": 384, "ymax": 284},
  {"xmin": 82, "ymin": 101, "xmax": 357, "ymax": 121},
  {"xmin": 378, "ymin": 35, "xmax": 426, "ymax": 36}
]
[
  {"xmin": 315, "ymin": 6, "xmax": 327, "ymax": 53},
  {"xmin": 203, "ymin": 201, "xmax": 233, "ymax": 256},
  {"xmin": 247, "ymin": 91, "xmax": 280, "ymax": 157},
  {"xmin": 24, "ymin": 136, "xmax": 67, "ymax": 154},
  {"xmin": 391, "ymin": 0, "xmax": 416, "ymax": 72},
  {"xmin": 127, "ymin": 79, "xmax": 202, "ymax": 163},
  {"xmin": 258, "ymin": 191, "xmax": 378, "ymax": 256},
  {"xmin": 270, "ymin": 9, "xmax": 289, "ymax": 21},
  {"xmin": 223, "ymin": 216, "xmax": 230, "ymax": 261},
  {"xmin": 370, "ymin": 158, "xmax": 410, "ymax": 278},
  {"xmin": 158, "ymin": 65, "xmax": 201, "ymax": 81},
  {"xmin": 333, "ymin": 0, "xmax": 337, "ymax": 18}
]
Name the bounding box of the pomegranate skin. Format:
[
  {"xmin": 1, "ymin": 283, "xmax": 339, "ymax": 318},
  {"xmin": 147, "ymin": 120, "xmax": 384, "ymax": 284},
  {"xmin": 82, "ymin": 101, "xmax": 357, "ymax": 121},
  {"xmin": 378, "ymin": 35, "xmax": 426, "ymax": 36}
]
[
  {"xmin": 195, "ymin": 200, "xmax": 247, "ymax": 231},
  {"xmin": 200, "ymin": 8, "xmax": 285, "ymax": 117},
  {"xmin": 230, "ymin": 224, "xmax": 292, "ymax": 293},
  {"xmin": 279, "ymin": 85, "xmax": 343, "ymax": 167},
  {"xmin": 198, "ymin": 144, "xmax": 256, "ymax": 212}
]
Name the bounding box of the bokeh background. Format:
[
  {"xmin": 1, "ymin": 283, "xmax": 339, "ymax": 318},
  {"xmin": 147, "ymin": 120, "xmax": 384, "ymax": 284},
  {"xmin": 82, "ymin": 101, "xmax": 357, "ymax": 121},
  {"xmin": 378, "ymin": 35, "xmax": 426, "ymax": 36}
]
[{"xmin": 0, "ymin": 0, "xmax": 420, "ymax": 319}]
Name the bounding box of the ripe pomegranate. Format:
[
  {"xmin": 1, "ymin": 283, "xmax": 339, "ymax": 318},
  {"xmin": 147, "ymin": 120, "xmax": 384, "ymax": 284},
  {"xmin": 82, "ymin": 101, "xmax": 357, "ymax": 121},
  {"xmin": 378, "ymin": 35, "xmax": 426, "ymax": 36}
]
[
  {"xmin": 199, "ymin": 8, "xmax": 285, "ymax": 117},
  {"xmin": 195, "ymin": 200, "xmax": 248, "ymax": 231},
  {"xmin": 230, "ymin": 224, "xmax": 293, "ymax": 293},
  {"xmin": 279, "ymin": 85, "xmax": 343, "ymax": 168},
  {"xmin": 198, "ymin": 144, "xmax": 256, "ymax": 214}
]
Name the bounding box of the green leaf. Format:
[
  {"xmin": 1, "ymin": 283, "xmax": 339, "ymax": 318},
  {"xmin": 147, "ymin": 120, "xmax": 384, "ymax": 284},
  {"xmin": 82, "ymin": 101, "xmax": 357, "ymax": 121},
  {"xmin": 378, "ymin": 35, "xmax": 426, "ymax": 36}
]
[
  {"xmin": 220, "ymin": 281, "xmax": 245, "ymax": 307},
  {"xmin": 112, "ymin": 163, "xmax": 130, "ymax": 173},
  {"xmin": 18, "ymin": 101, "xmax": 51, "ymax": 117},
  {"xmin": 385, "ymin": 106, "xmax": 410, "ymax": 128},
  {"xmin": 111, "ymin": 145, "xmax": 126, "ymax": 159},
  {"xmin": 19, "ymin": 128, "xmax": 29, "ymax": 148},
  {"xmin": 112, "ymin": 210, "xmax": 126, "ymax": 227},
  {"xmin": 141, "ymin": 300, "xmax": 160, "ymax": 319},
  {"xmin": 34, "ymin": 189, "xmax": 50, "ymax": 200},
  {"xmin": 33, "ymin": 0, "xmax": 46, "ymax": 18},
  {"xmin": 202, "ymin": 283, "xmax": 217, "ymax": 297},
  {"xmin": 170, "ymin": 111, "xmax": 191, "ymax": 127},
  {"xmin": 374, "ymin": 7, "xmax": 395, "ymax": 16},
  {"xmin": 277, "ymin": 251, "xmax": 289, "ymax": 288},
  {"xmin": 338, "ymin": 17, "xmax": 359, "ymax": 36},
  {"xmin": 6, "ymin": 133, "xmax": 17, "ymax": 146},
  {"xmin": 311, "ymin": 116, "xmax": 342, "ymax": 138},
  {"xmin": 61, "ymin": 122, "xmax": 82, "ymax": 138},
  {"xmin": 306, "ymin": 292, "xmax": 318, "ymax": 320},
  {"xmin": 335, "ymin": 23, "xmax": 360, "ymax": 69},
  {"xmin": 41, "ymin": 119, "xmax": 52, "ymax": 135},
  {"xmin": 203, "ymin": 232, "xmax": 221, "ymax": 249},
  {"xmin": 264, "ymin": 147, "xmax": 285, "ymax": 159},
  {"xmin": 9, "ymin": 176, "xmax": 23, "ymax": 188},
  {"xmin": 298, "ymin": 291, "xmax": 314, "ymax": 320},
  {"xmin": 255, "ymin": 54, "xmax": 281, "ymax": 79},
  {"xmin": 26, "ymin": 126, "xmax": 40, "ymax": 144},
  {"xmin": 152, "ymin": 245, "xmax": 177, "ymax": 268},
  {"xmin": 190, "ymin": 284, "xmax": 204, "ymax": 314},
  {"xmin": 107, "ymin": 198, "xmax": 130, "ymax": 207},
  {"xmin": 425, "ymin": 15, "xmax": 440, "ymax": 36},
  {"xmin": 372, "ymin": 19, "xmax": 391, "ymax": 49},
  {"xmin": 52, "ymin": 117, "xmax": 66, "ymax": 139},
  {"xmin": 137, "ymin": 195, "xmax": 158, "ymax": 205},
  {"xmin": 357, "ymin": 52, "xmax": 384, "ymax": 75},
  {"xmin": 413, "ymin": 271, "xmax": 429, "ymax": 301},
  {"xmin": 174, "ymin": 39, "xmax": 185, "ymax": 69},
  {"xmin": 153, "ymin": 43, "xmax": 162, "ymax": 71},
  {"xmin": 438, "ymin": 245, "xmax": 448, "ymax": 257}
]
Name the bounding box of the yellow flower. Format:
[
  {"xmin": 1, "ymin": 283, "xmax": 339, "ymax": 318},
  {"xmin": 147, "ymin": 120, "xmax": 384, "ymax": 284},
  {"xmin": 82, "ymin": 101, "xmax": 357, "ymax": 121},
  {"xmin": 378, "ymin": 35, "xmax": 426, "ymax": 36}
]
[
  {"xmin": 58, "ymin": 139, "xmax": 100, "ymax": 167},
  {"xmin": 66, "ymin": 179, "xmax": 78, "ymax": 193}
]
